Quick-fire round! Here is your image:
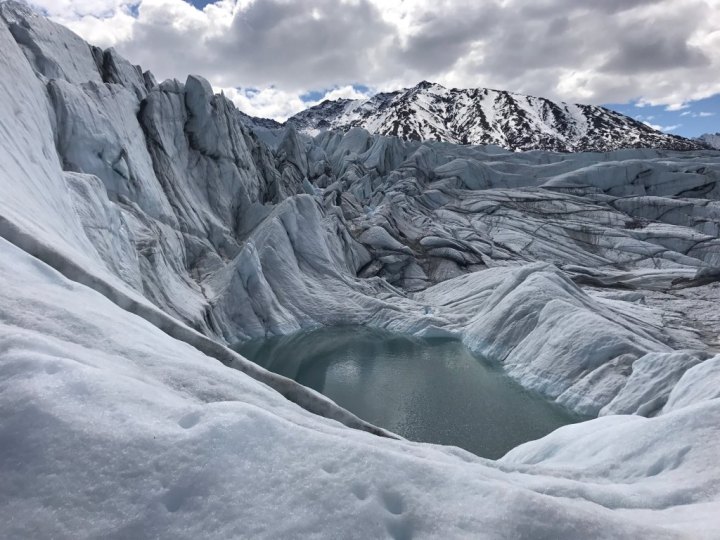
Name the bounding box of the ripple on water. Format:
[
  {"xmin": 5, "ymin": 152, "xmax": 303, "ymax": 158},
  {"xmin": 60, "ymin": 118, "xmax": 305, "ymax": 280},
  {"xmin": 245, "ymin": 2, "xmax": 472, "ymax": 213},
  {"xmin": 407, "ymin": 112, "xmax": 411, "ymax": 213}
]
[{"xmin": 234, "ymin": 326, "xmax": 582, "ymax": 459}]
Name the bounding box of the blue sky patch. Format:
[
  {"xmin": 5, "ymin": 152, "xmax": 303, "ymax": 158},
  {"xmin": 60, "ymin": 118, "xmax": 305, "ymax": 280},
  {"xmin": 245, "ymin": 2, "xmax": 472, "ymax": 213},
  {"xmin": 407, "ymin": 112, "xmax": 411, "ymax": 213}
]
[
  {"xmin": 185, "ymin": 0, "xmax": 217, "ymax": 9},
  {"xmin": 300, "ymin": 90, "xmax": 325, "ymax": 103},
  {"xmin": 604, "ymin": 94, "xmax": 719, "ymax": 138}
]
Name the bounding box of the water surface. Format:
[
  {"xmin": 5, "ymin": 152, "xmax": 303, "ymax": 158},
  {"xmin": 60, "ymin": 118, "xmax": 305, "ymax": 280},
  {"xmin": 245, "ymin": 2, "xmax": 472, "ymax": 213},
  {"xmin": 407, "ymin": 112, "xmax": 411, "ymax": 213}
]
[{"xmin": 235, "ymin": 326, "xmax": 580, "ymax": 459}]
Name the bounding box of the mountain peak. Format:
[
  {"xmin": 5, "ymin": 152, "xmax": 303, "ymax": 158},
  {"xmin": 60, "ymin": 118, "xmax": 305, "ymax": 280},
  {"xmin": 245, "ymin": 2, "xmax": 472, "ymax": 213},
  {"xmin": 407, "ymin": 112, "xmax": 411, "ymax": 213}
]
[
  {"xmin": 415, "ymin": 80, "xmax": 444, "ymax": 90},
  {"xmin": 286, "ymin": 83, "xmax": 703, "ymax": 152}
]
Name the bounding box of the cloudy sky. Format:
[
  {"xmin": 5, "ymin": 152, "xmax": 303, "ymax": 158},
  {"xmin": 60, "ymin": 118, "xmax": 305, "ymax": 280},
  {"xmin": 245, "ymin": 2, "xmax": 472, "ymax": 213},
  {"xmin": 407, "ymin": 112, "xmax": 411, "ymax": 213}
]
[{"xmin": 29, "ymin": 0, "xmax": 720, "ymax": 136}]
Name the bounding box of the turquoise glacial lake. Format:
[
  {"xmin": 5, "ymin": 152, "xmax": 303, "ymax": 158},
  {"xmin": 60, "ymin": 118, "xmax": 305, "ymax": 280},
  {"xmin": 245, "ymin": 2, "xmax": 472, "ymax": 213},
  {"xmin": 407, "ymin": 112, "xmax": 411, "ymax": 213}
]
[{"xmin": 235, "ymin": 326, "xmax": 580, "ymax": 459}]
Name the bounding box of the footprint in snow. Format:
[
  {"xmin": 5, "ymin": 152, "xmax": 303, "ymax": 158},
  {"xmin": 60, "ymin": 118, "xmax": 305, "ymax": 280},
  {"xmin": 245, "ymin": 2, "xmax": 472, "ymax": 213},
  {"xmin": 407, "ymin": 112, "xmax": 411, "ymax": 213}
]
[{"xmin": 177, "ymin": 411, "xmax": 202, "ymax": 429}]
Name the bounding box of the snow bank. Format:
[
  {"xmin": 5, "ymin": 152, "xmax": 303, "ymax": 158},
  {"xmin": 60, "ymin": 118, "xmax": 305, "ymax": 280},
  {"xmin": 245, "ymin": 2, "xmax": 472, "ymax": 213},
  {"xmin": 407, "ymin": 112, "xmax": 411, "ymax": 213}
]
[{"xmin": 5, "ymin": 235, "xmax": 720, "ymax": 539}]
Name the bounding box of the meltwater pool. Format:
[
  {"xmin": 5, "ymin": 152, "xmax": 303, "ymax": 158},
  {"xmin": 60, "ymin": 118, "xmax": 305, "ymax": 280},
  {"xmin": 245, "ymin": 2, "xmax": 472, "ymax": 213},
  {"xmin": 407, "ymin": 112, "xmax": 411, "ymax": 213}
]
[{"xmin": 235, "ymin": 326, "xmax": 580, "ymax": 459}]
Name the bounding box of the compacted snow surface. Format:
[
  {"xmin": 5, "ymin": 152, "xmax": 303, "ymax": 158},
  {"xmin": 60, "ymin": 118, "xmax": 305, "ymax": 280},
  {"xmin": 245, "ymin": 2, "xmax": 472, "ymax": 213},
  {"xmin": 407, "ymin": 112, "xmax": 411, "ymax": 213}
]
[{"xmin": 2, "ymin": 2, "xmax": 720, "ymax": 538}]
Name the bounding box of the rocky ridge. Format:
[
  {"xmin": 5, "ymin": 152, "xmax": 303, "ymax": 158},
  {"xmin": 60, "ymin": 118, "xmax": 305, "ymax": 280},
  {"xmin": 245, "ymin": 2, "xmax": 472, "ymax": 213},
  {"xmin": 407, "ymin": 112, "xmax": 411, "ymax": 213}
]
[{"xmin": 284, "ymin": 80, "xmax": 705, "ymax": 152}]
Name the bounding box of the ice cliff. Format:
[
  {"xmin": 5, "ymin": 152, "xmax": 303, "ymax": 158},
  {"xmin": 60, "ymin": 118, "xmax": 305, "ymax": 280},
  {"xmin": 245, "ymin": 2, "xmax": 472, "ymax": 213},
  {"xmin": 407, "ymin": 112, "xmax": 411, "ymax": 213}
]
[{"xmin": 1, "ymin": 2, "xmax": 720, "ymax": 537}]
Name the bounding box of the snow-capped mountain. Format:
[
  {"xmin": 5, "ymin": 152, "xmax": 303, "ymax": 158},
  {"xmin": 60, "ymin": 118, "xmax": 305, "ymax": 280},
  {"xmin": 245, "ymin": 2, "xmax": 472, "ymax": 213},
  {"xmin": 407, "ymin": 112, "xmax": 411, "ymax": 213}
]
[
  {"xmin": 286, "ymin": 81, "xmax": 704, "ymax": 152},
  {"xmin": 697, "ymin": 132, "xmax": 720, "ymax": 149}
]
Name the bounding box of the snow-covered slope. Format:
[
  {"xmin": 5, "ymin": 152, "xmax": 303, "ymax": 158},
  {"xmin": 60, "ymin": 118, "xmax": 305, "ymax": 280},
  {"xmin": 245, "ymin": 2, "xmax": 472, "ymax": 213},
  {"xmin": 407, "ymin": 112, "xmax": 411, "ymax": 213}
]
[
  {"xmin": 287, "ymin": 81, "xmax": 703, "ymax": 152},
  {"xmin": 2, "ymin": 2, "xmax": 720, "ymax": 537},
  {"xmin": 697, "ymin": 132, "xmax": 720, "ymax": 150},
  {"xmin": 8, "ymin": 234, "xmax": 720, "ymax": 539}
]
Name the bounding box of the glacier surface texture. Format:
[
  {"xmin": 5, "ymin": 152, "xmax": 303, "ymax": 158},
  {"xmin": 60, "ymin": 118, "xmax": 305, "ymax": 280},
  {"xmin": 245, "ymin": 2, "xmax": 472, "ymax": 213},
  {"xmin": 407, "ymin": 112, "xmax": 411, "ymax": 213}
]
[{"xmin": 1, "ymin": 2, "xmax": 720, "ymax": 538}]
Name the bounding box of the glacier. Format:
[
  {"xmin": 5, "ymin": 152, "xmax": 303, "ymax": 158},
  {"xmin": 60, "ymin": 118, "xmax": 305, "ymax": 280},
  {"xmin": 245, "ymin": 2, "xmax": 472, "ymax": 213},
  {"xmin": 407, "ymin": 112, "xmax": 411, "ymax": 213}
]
[{"xmin": 1, "ymin": 2, "xmax": 720, "ymax": 537}]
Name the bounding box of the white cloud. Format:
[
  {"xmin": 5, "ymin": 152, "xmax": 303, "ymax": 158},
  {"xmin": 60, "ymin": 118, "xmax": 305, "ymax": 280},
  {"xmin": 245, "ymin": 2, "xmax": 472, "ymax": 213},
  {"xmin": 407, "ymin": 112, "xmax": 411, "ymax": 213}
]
[
  {"xmin": 678, "ymin": 110, "xmax": 717, "ymax": 119},
  {"xmin": 218, "ymin": 84, "xmax": 374, "ymax": 121},
  {"xmin": 665, "ymin": 103, "xmax": 689, "ymax": 111},
  {"xmin": 643, "ymin": 121, "xmax": 681, "ymax": 132},
  {"xmin": 26, "ymin": 0, "xmax": 720, "ymax": 110},
  {"xmin": 218, "ymin": 86, "xmax": 307, "ymax": 120},
  {"xmin": 56, "ymin": 8, "xmax": 135, "ymax": 45},
  {"xmin": 320, "ymin": 85, "xmax": 373, "ymax": 102}
]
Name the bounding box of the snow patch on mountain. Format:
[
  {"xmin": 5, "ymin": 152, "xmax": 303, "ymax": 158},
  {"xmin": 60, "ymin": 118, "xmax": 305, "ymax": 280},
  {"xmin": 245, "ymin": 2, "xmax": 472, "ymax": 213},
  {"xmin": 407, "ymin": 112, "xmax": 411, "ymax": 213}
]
[{"xmin": 286, "ymin": 81, "xmax": 704, "ymax": 152}]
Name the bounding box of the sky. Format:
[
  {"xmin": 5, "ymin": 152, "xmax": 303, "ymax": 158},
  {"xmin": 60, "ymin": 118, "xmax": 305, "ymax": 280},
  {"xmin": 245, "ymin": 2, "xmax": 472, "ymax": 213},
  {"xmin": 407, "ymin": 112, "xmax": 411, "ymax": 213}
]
[{"xmin": 26, "ymin": 0, "xmax": 720, "ymax": 135}]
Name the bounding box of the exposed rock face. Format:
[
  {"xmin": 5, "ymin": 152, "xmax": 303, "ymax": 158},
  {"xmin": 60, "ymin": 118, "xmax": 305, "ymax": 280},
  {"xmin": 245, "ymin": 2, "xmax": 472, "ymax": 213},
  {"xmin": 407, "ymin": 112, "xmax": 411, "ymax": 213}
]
[
  {"xmin": 285, "ymin": 81, "xmax": 704, "ymax": 152},
  {"xmin": 2, "ymin": 2, "xmax": 720, "ymax": 537}
]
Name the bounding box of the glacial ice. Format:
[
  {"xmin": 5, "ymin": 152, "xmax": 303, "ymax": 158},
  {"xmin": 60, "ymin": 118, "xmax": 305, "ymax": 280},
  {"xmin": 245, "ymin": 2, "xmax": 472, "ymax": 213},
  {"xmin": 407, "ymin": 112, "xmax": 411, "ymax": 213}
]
[{"xmin": 1, "ymin": 2, "xmax": 720, "ymax": 537}]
